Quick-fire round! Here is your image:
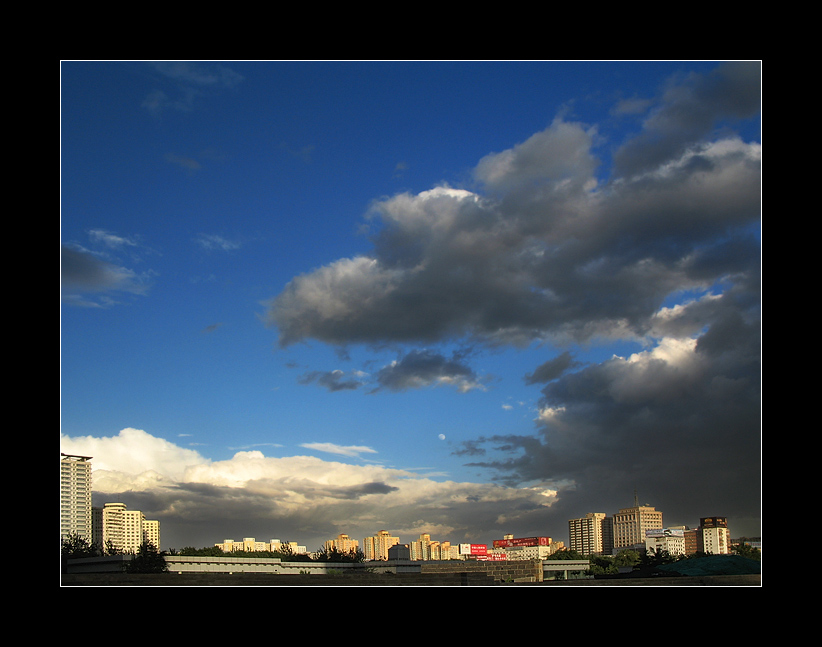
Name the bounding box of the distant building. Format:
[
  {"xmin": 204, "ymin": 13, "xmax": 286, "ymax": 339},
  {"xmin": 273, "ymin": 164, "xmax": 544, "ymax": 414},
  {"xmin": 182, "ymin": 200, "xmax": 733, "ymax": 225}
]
[
  {"xmin": 684, "ymin": 528, "xmax": 699, "ymax": 554},
  {"xmin": 698, "ymin": 517, "xmax": 731, "ymax": 555},
  {"xmin": 92, "ymin": 502, "xmax": 161, "ymax": 553},
  {"xmin": 214, "ymin": 538, "xmax": 307, "ymax": 554},
  {"xmin": 491, "ymin": 534, "xmax": 563, "ymax": 560},
  {"xmin": 410, "ymin": 533, "xmax": 432, "ymax": 560},
  {"xmin": 61, "ymin": 453, "xmax": 93, "ymax": 541},
  {"xmin": 568, "ymin": 513, "xmax": 614, "ymax": 555},
  {"xmin": 363, "ymin": 530, "xmax": 400, "ymax": 561},
  {"xmin": 644, "ymin": 527, "xmax": 686, "ymax": 556},
  {"xmin": 388, "ymin": 544, "xmax": 411, "ymax": 560},
  {"xmin": 613, "ymin": 503, "xmax": 663, "ymax": 550},
  {"xmin": 325, "ymin": 533, "xmax": 359, "ymax": 554}
]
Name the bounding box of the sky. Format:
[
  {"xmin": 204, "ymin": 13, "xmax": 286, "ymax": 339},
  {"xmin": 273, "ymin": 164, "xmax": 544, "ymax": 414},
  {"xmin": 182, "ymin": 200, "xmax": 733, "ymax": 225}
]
[{"xmin": 60, "ymin": 60, "xmax": 761, "ymax": 552}]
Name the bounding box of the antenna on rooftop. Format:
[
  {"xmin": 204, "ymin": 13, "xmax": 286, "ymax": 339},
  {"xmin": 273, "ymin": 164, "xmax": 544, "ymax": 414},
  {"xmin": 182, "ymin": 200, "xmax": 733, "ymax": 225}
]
[{"xmin": 634, "ymin": 488, "xmax": 638, "ymax": 507}]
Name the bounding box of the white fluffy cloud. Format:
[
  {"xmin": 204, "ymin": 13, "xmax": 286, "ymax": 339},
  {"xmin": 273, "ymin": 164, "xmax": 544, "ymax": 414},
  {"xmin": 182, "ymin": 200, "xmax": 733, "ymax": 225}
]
[{"xmin": 61, "ymin": 428, "xmax": 560, "ymax": 550}]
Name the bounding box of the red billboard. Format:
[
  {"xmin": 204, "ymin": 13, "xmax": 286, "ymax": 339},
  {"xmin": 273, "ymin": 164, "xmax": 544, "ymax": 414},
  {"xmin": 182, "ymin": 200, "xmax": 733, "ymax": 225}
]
[{"xmin": 492, "ymin": 536, "xmax": 552, "ymax": 548}]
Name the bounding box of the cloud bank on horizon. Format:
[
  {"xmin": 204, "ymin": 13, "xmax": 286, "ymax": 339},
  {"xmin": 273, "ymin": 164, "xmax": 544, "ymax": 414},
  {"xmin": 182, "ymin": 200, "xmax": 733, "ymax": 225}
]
[{"xmin": 61, "ymin": 61, "xmax": 761, "ymax": 550}]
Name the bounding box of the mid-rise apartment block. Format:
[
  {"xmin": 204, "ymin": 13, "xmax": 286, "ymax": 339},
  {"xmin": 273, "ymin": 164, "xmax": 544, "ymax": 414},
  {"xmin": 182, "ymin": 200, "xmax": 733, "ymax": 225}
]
[
  {"xmin": 214, "ymin": 538, "xmax": 307, "ymax": 554},
  {"xmin": 92, "ymin": 502, "xmax": 161, "ymax": 553},
  {"xmin": 325, "ymin": 533, "xmax": 359, "ymax": 554},
  {"xmin": 613, "ymin": 504, "xmax": 663, "ymax": 550},
  {"xmin": 60, "ymin": 453, "xmax": 93, "ymax": 541},
  {"xmin": 363, "ymin": 530, "xmax": 400, "ymax": 561},
  {"xmin": 698, "ymin": 517, "xmax": 731, "ymax": 555},
  {"xmin": 645, "ymin": 528, "xmax": 687, "ymax": 556},
  {"xmin": 568, "ymin": 513, "xmax": 614, "ymax": 555}
]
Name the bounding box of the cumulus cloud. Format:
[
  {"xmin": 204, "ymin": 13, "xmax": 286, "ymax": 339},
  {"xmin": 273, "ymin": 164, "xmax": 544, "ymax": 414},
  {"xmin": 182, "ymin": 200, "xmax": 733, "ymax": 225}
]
[
  {"xmin": 60, "ymin": 429, "xmax": 558, "ymax": 550},
  {"xmin": 265, "ymin": 71, "xmax": 760, "ymax": 352},
  {"xmin": 462, "ymin": 284, "xmax": 761, "ymax": 533},
  {"xmin": 262, "ymin": 61, "xmax": 761, "ymax": 536}
]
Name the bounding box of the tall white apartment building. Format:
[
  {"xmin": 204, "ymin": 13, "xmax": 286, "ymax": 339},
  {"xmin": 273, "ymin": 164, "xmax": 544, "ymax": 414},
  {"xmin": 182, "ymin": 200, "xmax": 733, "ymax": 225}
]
[
  {"xmin": 60, "ymin": 453, "xmax": 93, "ymax": 541},
  {"xmin": 613, "ymin": 504, "xmax": 663, "ymax": 549},
  {"xmin": 93, "ymin": 502, "xmax": 161, "ymax": 553},
  {"xmin": 568, "ymin": 512, "xmax": 614, "ymax": 555},
  {"xmin": 363, "ymin": 530, "xmax": 400, "ymax": 561}
]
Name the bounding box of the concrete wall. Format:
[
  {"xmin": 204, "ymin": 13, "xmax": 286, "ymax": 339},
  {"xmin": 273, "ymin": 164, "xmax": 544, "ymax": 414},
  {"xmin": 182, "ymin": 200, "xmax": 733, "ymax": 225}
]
[{"xmin": 421, "ymin": 559, "xmax": 544, "ymax": 582}]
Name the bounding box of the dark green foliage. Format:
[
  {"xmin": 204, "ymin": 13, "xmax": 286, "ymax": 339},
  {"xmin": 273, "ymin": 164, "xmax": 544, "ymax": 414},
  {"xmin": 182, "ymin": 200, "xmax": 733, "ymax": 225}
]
[
  {"xmin": 313, "ymin": 545, "xmax": 365, "ymax": 562},
  {"xmin": 61, "ymin": 532, "xmax": 102, "ymax": 558},
  {"xmin": 124, "ymin": 541, "xmax": 168, "ymax": 573}
]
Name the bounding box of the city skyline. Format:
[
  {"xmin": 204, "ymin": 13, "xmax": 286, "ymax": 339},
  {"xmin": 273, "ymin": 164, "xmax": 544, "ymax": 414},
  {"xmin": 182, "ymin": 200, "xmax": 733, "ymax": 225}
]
[{"xmin": 60, "ymin": 60, "xmax": 761, "ymax": 551}]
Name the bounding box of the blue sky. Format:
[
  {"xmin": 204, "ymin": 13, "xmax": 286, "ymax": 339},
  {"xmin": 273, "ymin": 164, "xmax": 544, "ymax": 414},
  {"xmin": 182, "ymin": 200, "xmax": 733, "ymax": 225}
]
[{"xmin": 60, "ymin": 61, "xmax": 761, "ymax": 551}]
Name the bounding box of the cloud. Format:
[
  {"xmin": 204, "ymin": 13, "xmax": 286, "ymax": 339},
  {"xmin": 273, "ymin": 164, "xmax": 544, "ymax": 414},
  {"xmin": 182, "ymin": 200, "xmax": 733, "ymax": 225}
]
[
  {"xmin": 611, "ymin": 61, "xmax": 761, "ymax": 178},
  {"xmin": 524, "ymin": 351, "xmax": 580, "ymax": 385},
  {"xmin": 460, "ymin": 285, "xmax": 761, "ymax": 534},
  {"xmin": 61, "ymin": 244, "xmax": 154, "ymax": 307},
  {"xmin": 142, "ymin": 62, "xmax": 244, "ymax": 115},
  {"xmin": 60, "ymin": 429, "xmax": 559, "ymax": 550},
  {"xmin": 374, "ymin": 349, "xmax": 486, "ymax": 393},
  {"xmin": 194, "ymin": 233, "xmax": 243, "ymax": 251},
  {"xmin": 299, "ymin": 443, "xmax": 378, "ymax": 458},
  {"xmin": 298, "ymin": 369, "xmax": 366, "ymax": 392},
  {"xmin": 265, "ymin": 84, "xmax": 760, "ymax": 351},
  {"xmin": 262, "ymin": 62, "xmax": 761, "ymax": 537}
]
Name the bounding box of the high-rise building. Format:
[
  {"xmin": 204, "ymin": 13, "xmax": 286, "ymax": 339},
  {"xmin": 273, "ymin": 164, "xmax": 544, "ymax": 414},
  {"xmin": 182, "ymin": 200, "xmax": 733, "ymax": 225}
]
[
  {"xmin": 410, "ymin": 533, "xmax": 433, "ymax": 560},
  {"xmin": 698, "ymin": 517, "xmax": 731, "ymax": 555},
  {"xmin": 613, "ymin": 503, "xmax": 663, "ymax": 549},
  {"xmin": 92, "ymin": 502, "xmax": 161, "ymax": 553},
  {"xmin": 60, "ymin": 453, "xmax": 93, "ymax": 541},
  {"xmin": 363, "ymin": 530, "xmax": 400, "ymax": 561},
  {"xmin": 325, "ymin": 533, "xmax": 359, "ymax": 554},
  {"xmin": 568, "ymin": 513, "xmax": 614, "ymax": 555}
]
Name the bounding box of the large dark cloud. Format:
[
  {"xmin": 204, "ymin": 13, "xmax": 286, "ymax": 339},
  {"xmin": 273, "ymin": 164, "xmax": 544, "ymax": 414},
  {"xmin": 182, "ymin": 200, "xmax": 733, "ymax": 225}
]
[
  {"xmin": 265, "ymin": 69, "xmax": 760, "ymax": 350},
  {"xmin": 263, "ymin": 62, "xmax": 761, "ymax": 537}
]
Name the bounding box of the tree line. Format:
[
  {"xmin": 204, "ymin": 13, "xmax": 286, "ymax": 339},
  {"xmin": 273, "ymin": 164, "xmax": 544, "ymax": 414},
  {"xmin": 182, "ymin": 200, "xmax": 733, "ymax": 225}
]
[
  {"xmin": 63, "ymin": 531, "xmax": 759, "ymax": 577},
  {"xmin": 546, "ymin": 542, "xmax": 761, "ymax": 577}
]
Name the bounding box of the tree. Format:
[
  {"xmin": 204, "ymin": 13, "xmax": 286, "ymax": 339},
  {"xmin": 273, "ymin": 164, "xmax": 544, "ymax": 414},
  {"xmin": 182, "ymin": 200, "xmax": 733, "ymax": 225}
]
[
  {"xmin": 125, "ymin": 541, "xmax": 168, "ymax": 573},
  {"xmin": 61, "ymin": 532, "xmax": 101, "ymax": 558},
  {"xmin": 545, "ymin": 548, "xmax": 586, "ymax": 560},
  {"xmin": 613, "ymin": 549, "xmax": 641, "ymax": 568},
  {"xmin": 314, "ymin": 545, "xmax": 365, "ymax": 563},
  {"xmin": 732, "ymin": 542, "xmax": 761, "ymax": 561}
]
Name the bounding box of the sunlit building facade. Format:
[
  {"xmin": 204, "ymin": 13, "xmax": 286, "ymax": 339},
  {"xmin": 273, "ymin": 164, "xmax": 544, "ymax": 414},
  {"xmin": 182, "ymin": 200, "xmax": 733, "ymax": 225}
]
[
  {"xmin": 363, "ymin": 530, "xmax": 400, "ymax": 561},
  {"xmin": 325, "ymin": 533, "xmax": 359, "ymax": 554},
  {"xmin": 60, "ymin": 453, "xmax": 93, "ymax": 541},
  {"xmin": 613, "ymin": 504, "xmax": 663, "ymax": 549},
  {"xmin": 92, "ymin": 502, "xmax": 161, "ymax": 553},
  {"xmin": 568, "ymin": 512, "xmax": 613, "ymax": 556},
  {"xmin": 698, "ymin": 517, "xmax": 731, "ymax": 555}
]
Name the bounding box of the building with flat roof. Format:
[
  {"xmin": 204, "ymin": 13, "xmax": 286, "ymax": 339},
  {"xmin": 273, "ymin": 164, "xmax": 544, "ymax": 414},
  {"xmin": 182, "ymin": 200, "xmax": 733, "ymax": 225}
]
[
  {"xmin": 93, "ymin": 502, "xmax": 161, "ymax": 553},
  {"xmin": 613, "ymin": 504, "xmax": 663, "ymax": 549},
  {"xmin": 698, "ymin": 517, "xmax": 731, "ymax": 555},
  {"xmin": 363, "ymin": 530, "xmax": 400, "ymax": 561},
  {"xmin": 325, "ymin": 533, "xmax": 359, "ymax": 554},
  {"xmin": 60, "ymin": 453, "xmax": 93, "ymax": 541},
  {"xmin": 568, "ymin": 513, "xmax": 613, "ymax": 556}
]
